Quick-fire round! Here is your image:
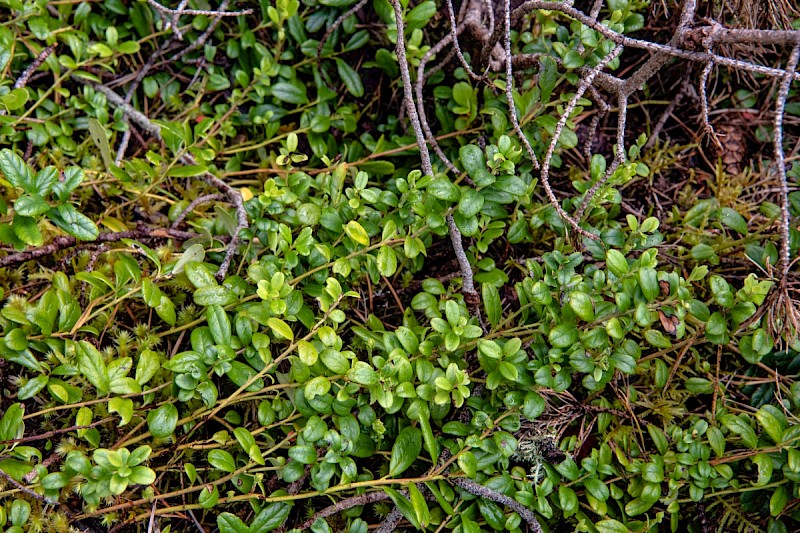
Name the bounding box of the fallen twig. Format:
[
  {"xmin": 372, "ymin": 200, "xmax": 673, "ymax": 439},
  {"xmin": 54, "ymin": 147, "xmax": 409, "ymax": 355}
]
[
  {"xmin": 452, "ymin": 477, "xmax": 543, "ymax": 533},
  {"xmin": 389, "ymin": 0, "xmax": 479, "ymax": 308},
  {"xmin": 774, "ymin": 43, "xmax": 800, "ymax": 278},
  {"xmin": 80, "ymin": 80, "xmax": 248, "ymax": 281},
  {"xmin": 0, "ymin": 227, "xmax": 202, "ymax": 268}
]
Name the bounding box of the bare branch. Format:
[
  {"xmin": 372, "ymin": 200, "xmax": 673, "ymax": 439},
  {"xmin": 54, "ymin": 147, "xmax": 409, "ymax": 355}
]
[
  {"xmin": 417, "ymin": 31, "xmax": 461, "ymax": 175},
  {"xmin": 775, "ymin": 44, "xmax": 800, "ymax": 277},
  {"xmin": 289, "ymin": 492, "xmax": 390, "ymax": 532},
  {"xmin": 317, "ymin": 0, "xmax": 371, "ymax": 67},
  {"xmin": 14, "ymin": 44, "xmax": 55, "ymax": 90},
  {"xmin": 145, "ymin": 0, "xmax": 251, "ymax": 20},
  {"xmin": 389, "ymin": 0, "xmax": 478, "ymax": 303},
  {"xmin": 0, "ymin": 467, "xmax": 59, "ymax": 505},
  {"xmin": 452, "ymin": 478, "xmax": 543, "ymax": 533},
  {"xmin": 79, "ymin": 80, "xmax": 248, "ymax": 281},
  {"xmin": 503, "ymin": 2, "xmax": 800, "ymax": 82},
  {"xmin": 446, "ymin": 0, "xmax": 483, "ymax": 81},
  {"xmin": 0, "ymin": 227, "xmax": 203, "ymax": 268},
  {"xmin": 687, "ymin": 24, "xmax": 800, "ymax": 47},
  {"xmin": 504, "ymin": 0, "xmax": 540, "ymax": 169},
  {"xmin": 699, "ymin": 59, "xmax": 723, "ymax": 151},
  {"xmin": 169, "ymin": 0, "xmax": 233, "ymax": 62},
  {"xmin": 171, "ymin": 193, "xmax": 224, "ymax": 229},
  {"xmin": 540, "ymin": 44, "xmax": 624, "ymax": 240},
  {"xmin": 374, "ymin": 507, "xmax": 403, "ymax": 533},
  {"xmin": 576, "ymin": 90, "xmax": 627, "ymax": 220}
]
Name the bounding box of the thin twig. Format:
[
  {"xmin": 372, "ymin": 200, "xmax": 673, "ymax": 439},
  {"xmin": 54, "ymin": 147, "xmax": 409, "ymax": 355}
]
[
  {"xmin": 416, "ymin": 32, "xmax": 461, "ymax": 175},
  {"xmin": 374, "ymin": 507, "xmax": 403, "ymax": 533},
  {"xmin": 540, "ymin": 44, "xmax": 624, "ymax": 239},
  {"xmin": 171, "ymin": 193, "xmax": 224, "ymax": 229},
  {"xmin": 699, "ymin": 58, "xmax": 722, "ymax": 151},
  {"xmin": 0, "ymin": 227, "xmax": 200, "ymax": 268},
  {"xmin": 452, "ymin": 477, "xmax": 543, "ymax": 533},
  {"xmin": 79, "ymin": 80, "xmax": 248, "ymax": 281},
  {"xmin": 495, "ymin": 2, "xmax": 800, "ymax": 83},
  {"xmin": 0, "ymin": 468, "xmax": 60, "ymax": 505},
  {"xmin": 145, "ymin": 0, "xmax": 250, "ymax": 19},
  {"xmin": 389, "ymin": 0, "xmax": 478, "ymax": 304},
  {"xmin": 575, "ymin": 88, "xmax": 628, "ymax": 220},
  {"xmin": 316, "ymin": 0, "xmax": 370, "ymax": 68},
  {"xmin": 446, "ymin": 0, "xmax": 482, "ymax": 80},
  {"xmin": 291, "ymin": 492, "xmax": 390, "ymax": 531},
  {"xmin": 504, "ymin": 0, "xmax": 540, "ymax": 169},
  {"xmin": 169, "ymin": 0, "xmax": 233, "ymax": 62},
  {"xmin": 14, "ymin": 44, "xmax": 56, "ymax": 90},
  {"xmin": 775, "ymin": 44, "xmax": 800, "ymax": 277}
]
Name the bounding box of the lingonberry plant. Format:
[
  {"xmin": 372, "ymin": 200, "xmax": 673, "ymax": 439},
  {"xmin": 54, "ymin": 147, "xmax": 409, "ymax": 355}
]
[{"xmin": 1, "ymin": 0, "xmax": 799, "ymax": 532}]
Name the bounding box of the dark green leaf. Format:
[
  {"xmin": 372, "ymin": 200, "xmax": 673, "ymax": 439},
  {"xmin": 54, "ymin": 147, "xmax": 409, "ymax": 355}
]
[{"xmin": 389, "ymin": 426, "xmax": 422, "ymax": 476}]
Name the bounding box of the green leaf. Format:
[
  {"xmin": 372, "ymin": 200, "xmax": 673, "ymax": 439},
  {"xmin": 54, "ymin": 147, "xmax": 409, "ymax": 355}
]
[
  {"xmin": 53, "ymin": 167, "xmax": 85, "ymax": 201},
  {"xmin": 428, "ymin": 177, "xmax": 460, "ymax": 202},
  {"xmin": 0, "ymin": 403, "xmax": 24, "ymax": 441},
  {"xmin": 755, "ymin": 405, "xmax": 787, "ymax": 444},
  {"xmin": 389, "ymin": 426, "xmax": 422, "ymax": 476},
  {"xmin": 347, "ymin": 361, "xmax": 379, "ymax": 385},
  {"xmin": 0, "ymin": 149, "xmax": 33, "ymax": 190},
  {"xmin": 344, "ymin": 220, "xmax": 370, "ymax": 246},
  {"xmin": 638, "ymin": 267, "xmax": 659, "ymax": 301},
  {"xmin": 720, "ymin": 207, "xmax": 747, "ymax": 233},
  {"xmin": 707, "ymin": 426, "xmax": 725, "ymax": 457},
  {"xmin": 185, "ymin": 262, "xmax": 218, "ymax": 289},
  {"xmin": 549, "ymin": 323, "xmax": 578, "ymax": 348},
  {"xmin": 376, "ymin": 245, "xmax": 397, "ymax": 276},
  {"xmin": 147, "ymin": 404, "xmax": 179, "ymax": 438},
  {"xmin": 217, "ymin": 513, "xmax": 250, "ymax": 533},
  {"xmin": 335, "ymin": 58, "xmax": 364, "ymax": 97},
  {"xmin": 267, "ymin": 317, "xmax": 293, "ymax": 341},
  {"xmin": 194, "ymin": 285, "xmax": 239, "ymax": 306},
  {"xmin": 173, "ymin": 244, "xmax": 206, "ymax": 274},
  {"xmin": 207, "ymin": 305, "xmax": 232, "ymax": 346},
  {"xmin": 4, "ymin": 328, "xmax": 27, "ymax": 351},
  {"xmin": 383, "ymin": 487, "xmax": 421, "ymax": 529},
  {"xmin": 457, "ymin": 188, "xmax": 484, "ymax": 217},
  {"xmin": 538, "ymin": 56, "xmax": 558, "ymax": 104},
  {"xmin": 569, "ymin": 291, "xmax": 594, "ymax": 321},
  {"xmin": 752, "ymin": 453, "xmax": 773, "ymax": 486},
  {"xmin": 227, "ymin": 361, "xmax": 264, "ymax": 391},
  {"xmin": 458, "ymin": 451, "xmax": 478, "ymax": 478},
  {"xmin": 14, "ymin": 195, "xmax": 49, "ymax": 217},
  {"xmin": 297, "ymin": 340, "xmax": 318, "ymax": 366},
  {"xmin": 770, "ymin": 485, "xmax": 789, "ymax": 517},
  {"xmin": 17, "ymin": 375, "xmax": 48, "ymax": 400},
  {"xmin": 407, "ymin": 482, "xmax": 430, "ymax": 527},
  {"xmin": 109, "ymin": 397, "xmax": 134, "ymax": 426},
  {"xmin": 289, "ymin": 444, "xmax": 317, "ymax": 464},
  {"xmin": 0, "ymin": 88, "xmax": 29, "ymax": 111},
  {"xmin": 250, "ymin": 502, "xmax": 292, "ymax": 532},
  {"xmin": 460, "ymin": 144, "xmax": 485, "ymax": 176},
  {"xmin": 200, "ymin": 485, "xmax": 220, "ymax": 508},
  {"xmin": 12, "ymin": 216, "xmax": 42, "ymax": 246},
  {"xmin": 720, "ymin": 414, "xmax": 757, "ymax": 448},
  {"xmin": 482, "ymin": 284, "xmax": 501, "ymax": 327},
  {"xmin": 135, "ymin": 349, "xmax": 160, "ymax": 386},
  {"xmin": 167, "ymin": 164, "xmax": 207, "ymax": 177},
  {"xmin": 305, "ymin": 376, "xmax": 331, "ymax": 399},
  {"xmin": 208, "ymin": 449, "xmax": 236, "ymax": 473},
  {"xmin": 50, "ymin": 204, "xmax": 99, "ymax": 241},
  {"xmin": 88, "ymin": 118, "xmax": 112, "ymax": 169},
  {"xmin": 77, "ymin": 341, "xmax": 110, "ymax": 395},
  {"xmin": 559, "ymin": 485, "xmax": 578, "ymax": 515},
  {"xmin": 271, "ymin": 81, "xmax": 308, "ymax": 104},
  {"xmin": 605, "ymin": 249, "xmax": 628, "ymax": 277}
]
